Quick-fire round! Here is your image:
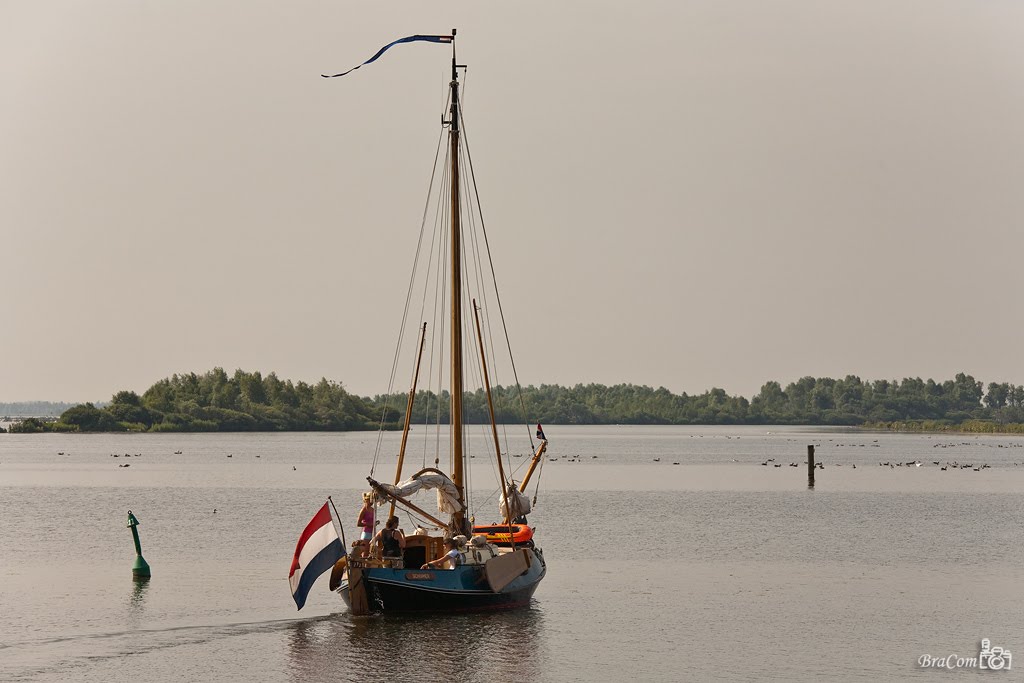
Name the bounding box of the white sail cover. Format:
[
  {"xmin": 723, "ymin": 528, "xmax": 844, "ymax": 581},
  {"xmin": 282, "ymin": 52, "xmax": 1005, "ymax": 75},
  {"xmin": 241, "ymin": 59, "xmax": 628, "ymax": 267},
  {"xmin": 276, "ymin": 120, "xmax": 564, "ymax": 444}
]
[
  {"xmin": 499, "ymin": 482, "xmax": 531, "ymax": 520},
  {"xmin": 377, "ymin": 472, "xmax": 464, "ymax": 514}
]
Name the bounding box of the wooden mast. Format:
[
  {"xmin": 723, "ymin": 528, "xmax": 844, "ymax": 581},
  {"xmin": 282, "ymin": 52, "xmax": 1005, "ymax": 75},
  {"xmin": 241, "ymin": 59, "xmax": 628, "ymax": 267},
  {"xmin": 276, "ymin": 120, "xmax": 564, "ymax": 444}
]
[
  {"xmin": 448, "ymin": 29, "xmax": 466, "ymax": 533},
  {"xmin": 390, "ymin": 322, "xmax": 427, "ymax": 519},
  {"xmin": 518, "ymin": 440, "xmax": 548, "ymax": 493}
]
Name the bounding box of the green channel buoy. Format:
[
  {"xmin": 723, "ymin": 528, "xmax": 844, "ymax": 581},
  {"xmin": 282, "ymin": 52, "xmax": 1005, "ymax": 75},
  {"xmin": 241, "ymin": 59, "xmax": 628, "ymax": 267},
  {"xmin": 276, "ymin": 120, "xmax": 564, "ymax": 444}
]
[{"xmin": 126, "ymin": 510, "xmax": 151, "ymax": 579}]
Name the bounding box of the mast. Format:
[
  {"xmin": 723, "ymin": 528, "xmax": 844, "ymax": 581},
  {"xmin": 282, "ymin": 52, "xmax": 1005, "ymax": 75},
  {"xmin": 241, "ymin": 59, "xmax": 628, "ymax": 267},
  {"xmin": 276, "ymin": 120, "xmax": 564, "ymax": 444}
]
[
  {"xmin": 448, "ymin": 28, "xmax": 467, "ymax": 533},
  {"xmin": 517, "ymin": 440, "xmax": 547, "ymax": 493},
  {"xmin": 390, "ymin": 322, "xmax": 427, "ymax": 519}
]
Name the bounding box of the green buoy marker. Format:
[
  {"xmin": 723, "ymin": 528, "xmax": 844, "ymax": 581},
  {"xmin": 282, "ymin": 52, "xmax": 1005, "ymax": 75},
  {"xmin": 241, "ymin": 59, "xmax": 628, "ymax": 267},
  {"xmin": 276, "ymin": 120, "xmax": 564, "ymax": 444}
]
[{"xmin": 126, "ymin": 510, "xmax": 151, "ymax": 579}]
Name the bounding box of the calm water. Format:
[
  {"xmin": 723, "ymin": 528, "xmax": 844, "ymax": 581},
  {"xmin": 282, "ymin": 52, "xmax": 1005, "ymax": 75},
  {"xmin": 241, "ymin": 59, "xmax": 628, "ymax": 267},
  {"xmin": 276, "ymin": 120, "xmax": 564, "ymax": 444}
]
[{"xmin": 1, "ymin": 426, "xmax": 1022, "ymax": 681}]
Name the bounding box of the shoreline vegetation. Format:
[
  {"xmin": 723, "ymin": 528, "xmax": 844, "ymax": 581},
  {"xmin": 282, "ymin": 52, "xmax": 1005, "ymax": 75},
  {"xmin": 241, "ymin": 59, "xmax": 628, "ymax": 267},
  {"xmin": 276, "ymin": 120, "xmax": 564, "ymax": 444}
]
[
  {"xmin": 3, "ymin": 369, "xmax": 1023, "ymax": 434},
  {"xmin": 862, "ymin": 420, "xmax": 1024, "ymax": 434}
]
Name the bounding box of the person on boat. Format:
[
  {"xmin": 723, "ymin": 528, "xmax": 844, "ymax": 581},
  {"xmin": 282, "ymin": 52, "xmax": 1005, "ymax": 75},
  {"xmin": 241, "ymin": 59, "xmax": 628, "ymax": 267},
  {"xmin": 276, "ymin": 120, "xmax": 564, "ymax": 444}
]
[
  {"xmin": 421, "ymin": 538, "xmax": 461, "ymax": 570},
  {"xmin": 355, "ymin": 492, "xmax": 375, "ymax": 558},
  {"xmin": 375, "ymin": 515, "xmax": 406, "ymax": 568}
]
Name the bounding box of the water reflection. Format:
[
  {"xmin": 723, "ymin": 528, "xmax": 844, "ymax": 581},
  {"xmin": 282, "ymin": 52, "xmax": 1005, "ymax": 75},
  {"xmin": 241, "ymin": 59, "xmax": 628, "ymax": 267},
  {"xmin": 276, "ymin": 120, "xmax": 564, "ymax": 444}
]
[
  {"xmin": 125, "ymin": 576, "xmax": 150, "ymax": 628},
  {"xmin": 287, "ymin": 607, "xmax": 545, "ymax": 682}
]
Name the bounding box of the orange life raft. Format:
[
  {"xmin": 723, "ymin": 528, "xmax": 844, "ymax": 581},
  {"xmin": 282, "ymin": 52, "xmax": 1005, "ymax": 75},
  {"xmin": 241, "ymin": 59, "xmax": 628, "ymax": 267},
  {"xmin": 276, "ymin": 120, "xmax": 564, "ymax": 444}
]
[{"xmin": 472, "ymin": 524, "xmax": 534, "ymax": 545}]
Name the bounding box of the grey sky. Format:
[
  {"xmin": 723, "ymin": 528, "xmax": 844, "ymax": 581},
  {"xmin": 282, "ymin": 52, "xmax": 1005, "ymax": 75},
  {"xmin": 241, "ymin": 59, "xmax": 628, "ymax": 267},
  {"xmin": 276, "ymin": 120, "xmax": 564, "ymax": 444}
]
[{"xmin": 2, "ymin": 1, "xmax": 1022, "ymax": 403}]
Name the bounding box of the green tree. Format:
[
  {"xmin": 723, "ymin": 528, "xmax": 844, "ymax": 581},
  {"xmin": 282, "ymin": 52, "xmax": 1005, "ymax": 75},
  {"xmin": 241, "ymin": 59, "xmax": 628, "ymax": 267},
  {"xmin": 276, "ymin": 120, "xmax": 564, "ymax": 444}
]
[
  {"xmin": 107, "ymin": 390, "xmax": 152, "ymax": 426},
  {"xmin": 985, "ymin": 382, "xmax": 1009, "ymax": 409},
  {"xmin": 9, "ymin": 417, "xmax": 45, "ymax": 433}
]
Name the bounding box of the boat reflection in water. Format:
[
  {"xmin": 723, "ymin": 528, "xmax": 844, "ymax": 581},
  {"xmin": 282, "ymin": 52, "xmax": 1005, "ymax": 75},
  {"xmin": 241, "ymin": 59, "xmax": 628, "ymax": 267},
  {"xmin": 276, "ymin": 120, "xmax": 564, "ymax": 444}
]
[{"xmin": 286, "ymin": 609, "xmax": 545, "ymax": 680}]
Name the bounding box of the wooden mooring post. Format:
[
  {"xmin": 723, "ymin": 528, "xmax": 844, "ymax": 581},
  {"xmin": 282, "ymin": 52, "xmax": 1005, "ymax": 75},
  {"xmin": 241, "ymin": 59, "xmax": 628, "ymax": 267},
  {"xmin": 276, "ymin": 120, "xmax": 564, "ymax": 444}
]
[{"xmin": 807, "ymin": 445, "xmax": 815, "ymax": 488}]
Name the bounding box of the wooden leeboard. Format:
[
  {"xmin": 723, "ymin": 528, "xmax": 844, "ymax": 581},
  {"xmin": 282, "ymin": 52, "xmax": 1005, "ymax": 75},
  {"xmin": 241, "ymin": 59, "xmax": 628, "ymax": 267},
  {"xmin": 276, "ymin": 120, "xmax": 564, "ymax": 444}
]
[
  {"xmin": 484, "ymin": 549, "xmax": 530, "ymax": 592},
  {"xmin": 348, "ymin": 566, "xmax": 370, "ymax": 615}
]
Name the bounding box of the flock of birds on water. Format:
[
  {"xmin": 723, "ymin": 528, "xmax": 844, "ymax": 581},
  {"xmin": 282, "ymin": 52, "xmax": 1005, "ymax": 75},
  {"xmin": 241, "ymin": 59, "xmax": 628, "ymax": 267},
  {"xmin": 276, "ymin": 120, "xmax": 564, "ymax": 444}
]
[
  {"xmin": 36, "ymin": 437, "xmax": 1024, "ymax": 472},
  {"xmin": 757, "ymin": 439, "xmax": 1024, "ymax": 471}
]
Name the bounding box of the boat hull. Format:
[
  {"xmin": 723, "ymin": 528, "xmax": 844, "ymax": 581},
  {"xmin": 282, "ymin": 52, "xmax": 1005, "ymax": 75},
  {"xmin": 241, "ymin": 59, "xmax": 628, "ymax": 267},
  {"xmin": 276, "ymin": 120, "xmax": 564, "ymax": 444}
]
[{"xmin": 339, "ymin": 547, "xmax": 545, "ymax": 613}]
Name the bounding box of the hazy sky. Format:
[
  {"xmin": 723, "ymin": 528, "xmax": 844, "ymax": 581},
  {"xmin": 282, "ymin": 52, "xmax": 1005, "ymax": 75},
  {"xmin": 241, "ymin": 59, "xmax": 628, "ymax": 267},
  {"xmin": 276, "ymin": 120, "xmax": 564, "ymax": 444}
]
[{"xmin": 2, "ymin": 1, "xmax": 1022, "ymax": 403}]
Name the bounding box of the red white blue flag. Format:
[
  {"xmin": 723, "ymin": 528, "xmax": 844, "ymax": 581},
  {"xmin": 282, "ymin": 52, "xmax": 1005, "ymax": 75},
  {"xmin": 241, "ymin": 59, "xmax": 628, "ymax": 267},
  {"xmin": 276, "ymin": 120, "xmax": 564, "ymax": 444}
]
[
  {"xmin": 288, "ymin": 502, "xmax": 343, "ymax": 610},
  {"xmin": 322, "ymin": 34, "xmax": 454, "ymax": 78}
]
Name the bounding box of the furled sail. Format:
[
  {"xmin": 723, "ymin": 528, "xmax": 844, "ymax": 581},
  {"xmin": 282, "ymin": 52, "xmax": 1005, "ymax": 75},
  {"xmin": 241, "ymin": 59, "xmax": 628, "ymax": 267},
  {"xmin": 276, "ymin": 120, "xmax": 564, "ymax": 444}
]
[
  {"xmin": 499, "ymin": 482, "xmax": 531, "ymax": 521},
  {"xmin": 376, "ymin": 470, "xmax": 464, "ymax": 515}
]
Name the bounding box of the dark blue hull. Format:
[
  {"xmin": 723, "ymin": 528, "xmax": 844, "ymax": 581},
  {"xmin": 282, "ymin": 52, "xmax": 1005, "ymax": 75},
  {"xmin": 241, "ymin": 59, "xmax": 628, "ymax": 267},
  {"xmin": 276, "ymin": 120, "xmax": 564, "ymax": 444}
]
[{"xmin": 340, "ymin": 548, "xmax": 545, "ymax": 613}]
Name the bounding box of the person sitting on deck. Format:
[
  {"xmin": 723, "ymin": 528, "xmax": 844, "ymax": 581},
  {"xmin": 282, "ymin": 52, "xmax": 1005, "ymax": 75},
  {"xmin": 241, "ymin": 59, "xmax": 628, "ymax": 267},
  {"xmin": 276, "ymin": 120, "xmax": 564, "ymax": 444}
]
[
  {"xmin": 421, "ymin": 538, "xmax": 461, "ymax": 570},
  {"xmin": 375, "ymin": 515, "xmax": 406, "ymax": 568}
]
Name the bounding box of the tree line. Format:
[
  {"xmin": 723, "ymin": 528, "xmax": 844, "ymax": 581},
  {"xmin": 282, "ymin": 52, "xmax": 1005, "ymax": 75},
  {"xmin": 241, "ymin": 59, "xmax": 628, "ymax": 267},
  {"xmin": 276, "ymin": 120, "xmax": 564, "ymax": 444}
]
[
  {"xmin": 0, "ymin": 401, "xmax": 78, "ymax": 417},
  {"xmin": 5, "ymin": 368, "xmax": 1023, "ymax": 433}
]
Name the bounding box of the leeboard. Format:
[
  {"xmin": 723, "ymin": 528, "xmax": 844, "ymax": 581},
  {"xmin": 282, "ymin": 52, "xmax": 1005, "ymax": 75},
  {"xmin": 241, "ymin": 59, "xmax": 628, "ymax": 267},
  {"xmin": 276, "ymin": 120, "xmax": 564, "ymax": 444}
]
[
  {"xmin": 485, "ymin": 549, "xmax": 530, "ymax": 592},
  {"xmin": 348, "ymin": 566, "xmax": 370, "ymax": 615}
]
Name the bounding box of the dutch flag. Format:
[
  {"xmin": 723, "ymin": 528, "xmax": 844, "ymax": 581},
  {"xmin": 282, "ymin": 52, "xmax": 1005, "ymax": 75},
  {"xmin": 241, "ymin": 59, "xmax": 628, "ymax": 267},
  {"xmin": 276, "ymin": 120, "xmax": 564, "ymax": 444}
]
[{"xmin": 288, "ymin": 502, "xmax": 343, "ymax": 610}]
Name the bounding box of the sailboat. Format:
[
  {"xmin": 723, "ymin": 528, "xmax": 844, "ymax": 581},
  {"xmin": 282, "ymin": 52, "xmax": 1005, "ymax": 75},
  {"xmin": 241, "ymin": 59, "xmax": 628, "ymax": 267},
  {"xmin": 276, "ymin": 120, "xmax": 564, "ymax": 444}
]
[{"xmin": 324, "ymin": 31, "xmax": 548, "ymax": 614}]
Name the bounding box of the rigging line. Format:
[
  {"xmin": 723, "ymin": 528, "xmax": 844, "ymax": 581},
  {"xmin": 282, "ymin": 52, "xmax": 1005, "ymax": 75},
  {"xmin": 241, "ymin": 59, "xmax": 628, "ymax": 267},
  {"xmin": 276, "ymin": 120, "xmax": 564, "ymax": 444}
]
[
  {"xmin": 472, "ymin": 206, "xmax": 515, "ymax": 474},
  {"xmin": 455, "ymin": 187, "xmax": 476, "ymax": 489},
  {"xmin": 420, "ymin": 166, "xmax": 447, "ymax": 471},
  {"xmin": 414, "ymin": 139, "xmax": 448, "ymax": 421},
  {"xmin": 464, "ymin": 332, "xmax": 497, "ymax": 519},
  {"xmin": 412, "ymin": 73, "xmax": 453, "ymax": 474},
  {"xmin": 372, "ymin": 126, "xmax": 447, "ymax": 473},
  {"xmin": 426, "ymin": 319, "xmax": 439, "ymax": 474},
  {"xmin": 454, "ymin": 102, "xmax": 479, "ymax": 492},
  {"xmin": 413, "ymin": 164, "xmax": 446, "ymax": 472},
  {"xmin": 435, "ymin": 156, "xmax": 450, "ymax": 471},
  {"xmin": 474, "ymin": 424, "xmax": 512, "ymax": 512},
  {"xmin": 465, "ymin": 304, "xmax": 506, "ymax": 516},
  {"xmin": 457, "ymin": 131, "xmax": 491, "ymax": 361},
  {"xmin": 459, "ymin": 232, "xmax": 494, "ymax": 517},
  {"xmin": 476, "ymin": 483, "xmax": 505, "ymax": 514},
  {"xmin": 460, "ymin": 141, "xmax": 496, "ymax": 402},
  {"xmin": 458, "ymin": 122, "xmax": 505, "ymax": 485},
  {"xmin": 458, "ymin": 141, "xmax": 486, "ymax": 321},
  {"xmin": 475, "ymin": 418, "xmax": 504, "ymax": 512},
  {"xmin": 458, "ymin": 120, "xmax": 517, "ymax": 479},
  {"xmin": 422, "ymin": 334, "xmax": 440, "ymax": 473},
  {"xmin": 457, "ymin": 153, "xmax": 488, "ymax": 408},
  {"xmin": 458, "ymin": 105, "xmax": 536, "ymax": 453},
  {"xmin": 413, "ymin": 174, "xmax": 446, "ymax": 473},
  {"xmin": 531, "ymin": 453, "xmax": 545, "ymax": 507},
  {"xmin": 414, "ymin": 141, "xmax": 448, "ymax": 341},
  {"xmin": 430, "ymin": 72, "xmax": 455, "ymax": 474},
  {"xmin": 459, "ymin": 142, "xmax": 515, "ymax": 483},
  {"xmin": 405, "ymin": 507, "xmax": 441, "ymax": 532},
  {"xmin": 460, "ymin": 65, "xmax": 470, "ymax": 112}
]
